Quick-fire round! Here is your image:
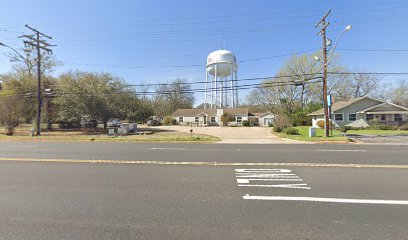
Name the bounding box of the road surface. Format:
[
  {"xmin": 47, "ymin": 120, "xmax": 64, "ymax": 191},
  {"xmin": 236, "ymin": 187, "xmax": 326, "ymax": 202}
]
[{"xmin": 0, "ymin": 141, "xmax": 407, "ymax": 240}]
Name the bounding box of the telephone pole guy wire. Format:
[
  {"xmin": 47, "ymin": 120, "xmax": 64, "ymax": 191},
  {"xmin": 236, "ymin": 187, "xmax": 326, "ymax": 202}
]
[{"xmin": 19, "ymin": 24, "xmax": 56, "ymax": 136}]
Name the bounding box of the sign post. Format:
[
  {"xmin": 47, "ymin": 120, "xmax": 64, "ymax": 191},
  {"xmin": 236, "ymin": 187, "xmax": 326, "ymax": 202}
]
[{"xmin": 327, "ymin": 95, "xmax": 333, "ymax": 136}]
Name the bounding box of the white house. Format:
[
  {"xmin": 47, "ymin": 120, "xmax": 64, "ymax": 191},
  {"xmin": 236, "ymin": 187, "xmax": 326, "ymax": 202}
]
[{"xmin": 308, "ymin": 96, "xmax": 408, "ymax": 128}]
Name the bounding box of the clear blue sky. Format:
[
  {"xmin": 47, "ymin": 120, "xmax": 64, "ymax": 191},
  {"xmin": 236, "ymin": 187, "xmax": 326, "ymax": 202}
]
[{"xmin": 1, "ymin": 0, "xmax": 408, "ymax": 105}]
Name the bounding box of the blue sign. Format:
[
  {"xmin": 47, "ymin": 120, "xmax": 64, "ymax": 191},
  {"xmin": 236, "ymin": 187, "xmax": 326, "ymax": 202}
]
[{"xmin": 327, "ymin": 95, "xmax": 333, "ymax": 107}]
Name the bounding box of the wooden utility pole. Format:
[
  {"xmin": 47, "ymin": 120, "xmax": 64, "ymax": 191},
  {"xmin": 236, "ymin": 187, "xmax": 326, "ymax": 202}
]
[
  {"xmin": 19, "ymin": 25, "xmax": 55, "ymax": 136},
  {"xmin": 315, "ymin": 10, "xmax": 331, "ymax": 137}
]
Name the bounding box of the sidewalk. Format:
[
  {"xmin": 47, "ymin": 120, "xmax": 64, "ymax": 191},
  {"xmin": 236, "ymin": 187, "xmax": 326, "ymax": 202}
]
[{"xmin": 154, "ymin": 126, "xmax": 302, "ymax": 144}]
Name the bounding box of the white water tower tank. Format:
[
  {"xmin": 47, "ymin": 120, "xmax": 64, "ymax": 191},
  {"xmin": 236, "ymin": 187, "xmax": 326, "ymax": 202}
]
[
  {"xmin": 206, "ymin": 50, "xmax": 237, "ymax": 76},
  {"xmin": 205, "ymin": 49, "xmax": 238, "ymax": 109}
]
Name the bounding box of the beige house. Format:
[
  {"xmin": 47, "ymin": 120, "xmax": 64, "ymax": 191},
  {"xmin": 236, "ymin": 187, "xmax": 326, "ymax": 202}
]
[
  {"xmin": 308, "ymin": 96, "xmax": 408, "ymax": 128},
  {"xmin": 172, "ymin": 108, "xmax": 275, "ymax": 127}
]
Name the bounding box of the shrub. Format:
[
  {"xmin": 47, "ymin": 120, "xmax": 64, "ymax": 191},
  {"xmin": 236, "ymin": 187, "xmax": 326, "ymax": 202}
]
[
  {"xmin": 284, "ymin": 127, "xmax": 299, "ymax": 135},
  {"xmin": 171, "ymin": 119, "xmax": 178, "ymax": 125},
  {"xmin": 289, "ymin": 112, "xmax": 311, "ymax": 126},
  {"xmin": 316, "ymin": 120, "xmax": 325, "ymax": 129},
  {"xmin": 274, "ymin": 113, "xmax": 292, "ymax": 129},
  {"xmin": 368, "ymin": 120, "xmax": 397, "ymax": 130},
  {"xmin": 242, "ymin": 120, "xmax": 250, "ymax": 127},
  {"xmin": 399, "ymin": 124, "xmax": 408, "ymax": 130},
  {"xmin": 162, "ymin": 116, "xmax": 173, "ymax": 126},
  {"xmin": 221, "ymin": 113, "xmax": 235, "ymax": 126},
  {"xmin": 273, "ymin": 126, "xmax": 283, "ymax": 132},
  {"xmin": 268, "ymin": 123, "xmax": 273, "ymax": 127}
]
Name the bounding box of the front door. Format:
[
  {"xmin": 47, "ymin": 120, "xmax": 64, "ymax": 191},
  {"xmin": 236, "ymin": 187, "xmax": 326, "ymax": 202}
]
[{"xmin": 203, "ymin": 116, "xmax": 207, "ymax": 124}]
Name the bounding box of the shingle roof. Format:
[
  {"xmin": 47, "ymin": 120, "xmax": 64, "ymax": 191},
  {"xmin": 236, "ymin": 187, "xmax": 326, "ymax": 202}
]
[
  {"xmin": 307, "ymin": 96, "xmax": 383, "ymax": 116},
  {"xmin": 172, "ymin": 108, "xmax": 250, "ymax": 117},
  {"xmin": 224, "ymin": 108, "xmax": 249, "ymax": 116},
  {"xmin": 172, "ymin": 109, "xmax": 217, "ymax": 117}
]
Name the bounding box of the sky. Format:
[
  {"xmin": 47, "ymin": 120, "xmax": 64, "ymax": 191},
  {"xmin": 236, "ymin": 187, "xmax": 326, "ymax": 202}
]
[{"xmin": 1, "ymin": 0, "xmax": 408, "ymax": 105}]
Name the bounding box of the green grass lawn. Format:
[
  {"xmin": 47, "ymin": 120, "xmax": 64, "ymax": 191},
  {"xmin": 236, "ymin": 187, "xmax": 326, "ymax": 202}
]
[
  {"xmin": 274, "ymin": 126, "xmax": 408, "ymax": 142},
  {"xmin": 274, "ymin": 126, "xmax": 348, "ymax": 142}
]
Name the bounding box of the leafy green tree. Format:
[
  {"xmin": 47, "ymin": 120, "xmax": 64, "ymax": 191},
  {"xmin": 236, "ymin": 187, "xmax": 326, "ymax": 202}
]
[
  {"xmin": 0, "ymin": 81, "xmax": 22, "ymax": 135},
  {"xmin": 55, "ymin": 71, "xmax": 148, "ymax": 129}
]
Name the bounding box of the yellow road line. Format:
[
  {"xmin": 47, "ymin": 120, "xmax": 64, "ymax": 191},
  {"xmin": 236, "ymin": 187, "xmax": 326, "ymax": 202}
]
[{"xmin": 0, "ymin": 157, "xmax": 407, "ymax": 169}]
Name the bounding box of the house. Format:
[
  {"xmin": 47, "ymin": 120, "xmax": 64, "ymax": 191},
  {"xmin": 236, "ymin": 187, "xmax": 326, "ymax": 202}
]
[
  {"xmin": 248, "ymin": 112, "xmax": 276, "ymax": 126},
  {"xmin": 172, "ymin": 108, "xmax": 275, "ymax": 127},
  {"xmin": 308, "ymin": 96, "xmax": 408, "ymax": 128}
]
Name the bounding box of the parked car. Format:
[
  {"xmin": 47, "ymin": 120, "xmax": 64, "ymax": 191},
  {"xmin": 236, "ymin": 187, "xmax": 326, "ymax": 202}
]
[
  {"xmin": 147, "ymin": 119, "xmax": 161, "ymax": 126},
  {"xmin": 81, "ymin": 119, "xmax": 97, "ymax": 128},
  {"xmin": 58, "ymin": 121, "xmax": 81, "ymax": 129},
  {"xmin": 107, "ymin": 119, "xmax": 122, "ymax": 127}
]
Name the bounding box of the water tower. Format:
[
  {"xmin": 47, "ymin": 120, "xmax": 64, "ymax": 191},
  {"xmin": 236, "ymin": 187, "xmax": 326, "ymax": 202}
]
[{"xmin": 205, "ymin": 49, "xmax": 238, "ymax": 109}]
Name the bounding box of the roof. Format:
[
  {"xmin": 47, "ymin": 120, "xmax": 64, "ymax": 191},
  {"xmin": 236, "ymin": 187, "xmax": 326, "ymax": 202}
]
[
  {"xmin": 345, "ymin": 119, "xmax": 370, "ymax": 128},
  {"xmin": 224, "ymin": 108, "xmax": 249, "ymax": 116},
  {"xmin": 172, "ymin": 109, "xmax": 217, "ymax": 117},
  {"xmin": 249, "ymin": 112, "xmax": 275, "ymax": 117},
  {"xmin": 357, "ymin": 102, "xmax": 408, "ymax": 113},
  {"xmin": 307, "ymin": 96, "xmax": 383, "ymax": 116}
]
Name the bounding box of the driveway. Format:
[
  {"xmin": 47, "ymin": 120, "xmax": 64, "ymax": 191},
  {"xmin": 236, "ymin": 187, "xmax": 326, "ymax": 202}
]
[
  {"xmin": 348, "ymin": 134, "xmax": 408, "ymax": 144},
  {"xmin": 152, "ymin": 126, "xmax": 301, "ymax": 144}
]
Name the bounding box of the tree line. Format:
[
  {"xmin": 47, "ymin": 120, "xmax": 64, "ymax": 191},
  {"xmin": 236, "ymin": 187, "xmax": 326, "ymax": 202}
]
[
  {"xmin": 0, "ymin": 50, "xmax": 195, "ymax": 134},
  {"xmin": 245, "ymin": 53, "xmax": 408, "ymax": 126}
]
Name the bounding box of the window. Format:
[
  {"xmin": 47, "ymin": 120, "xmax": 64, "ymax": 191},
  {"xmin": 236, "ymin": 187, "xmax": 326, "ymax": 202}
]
[
  {"xmin": 236, "ymin": 116, "xmax": 242, "ymax": 123},
  {"xmin": 394, "ymin": 114, "xmax": 403, "ymax": 121},
  {"xmin": 334, "ymin": 113, "xmax": 343, "ymax": 121},
  {"xmin": 178, "ymin": 117, "xmax": 183, "ymax": 123},
  {"xmin": 348, "ymin": 113, "xmax": 356, "ymax": 121},
  {"xmin": 380, "ymin": 115, "xmax": 386, "ymax": 121},
  {"xmin": 211, "ymin": 117, "xmax": 216, "ymax": 123},
  {"xmin": 195, "ymin": 117, "xmax": 199, "ymax": 123},
  {"xmin": 366, "ymin": 114, "xmax": 374, "ymax": 122}
]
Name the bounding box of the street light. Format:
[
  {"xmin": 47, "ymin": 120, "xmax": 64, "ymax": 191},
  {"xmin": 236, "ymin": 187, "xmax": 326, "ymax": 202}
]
[
  {"xmin": 327, "ymin": 25, "xmax": 352, "ymax": 66},
  {"xmin": 315, "ymin": 23, "xmax": 351, "ymax": 137}
]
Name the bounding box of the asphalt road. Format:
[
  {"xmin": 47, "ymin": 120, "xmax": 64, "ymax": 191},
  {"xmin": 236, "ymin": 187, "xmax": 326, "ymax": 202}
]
[{"xmin": 0, "ymin": 141, "xmax": 407, "ymax": 240}]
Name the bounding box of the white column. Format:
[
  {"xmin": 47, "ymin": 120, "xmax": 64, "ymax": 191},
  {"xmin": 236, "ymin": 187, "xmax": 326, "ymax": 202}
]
[
  {"xmin": 205, "ymin": 70, "xmax": 208, "ymax": 109},
  {"xmin": 234, "ymin": 70, "xmax": 239, "ymax": 107},
  {"xmin": 220, "ymin": 76, "xmax": 223, "ymax": 108},
  {"xmin": 214, "ymin": 64, "xmax": 218, "ymax": 109},
  {"xmin": 230, "ymin": 65, "xmax": 234, "ymax": 108}
]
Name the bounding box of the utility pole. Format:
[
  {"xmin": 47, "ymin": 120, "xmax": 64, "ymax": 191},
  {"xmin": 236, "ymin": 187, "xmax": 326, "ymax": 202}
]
[
  {"xmin": 315, "ymin": 9, "xmax": 331, "ymax": 137},
  {"xmin": 19, "ymin": 25, "xmax": 55, "ymax": 136}
]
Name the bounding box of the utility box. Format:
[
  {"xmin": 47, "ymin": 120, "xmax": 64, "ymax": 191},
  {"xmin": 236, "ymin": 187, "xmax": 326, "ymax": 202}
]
[
  {"xmin": 309, "ymin": 127, "xmax": 316, "ymax": 137},
  {"xmin": 121, "ymin": 123, "xmax": 129, "ymax": 134},
  {"xmin": 129, "ymin": 123, "xmax": 137, "ymax": 133},
  {"xmin": 108, "ymin": 128, "xmax": 115, "ymax": 136}
]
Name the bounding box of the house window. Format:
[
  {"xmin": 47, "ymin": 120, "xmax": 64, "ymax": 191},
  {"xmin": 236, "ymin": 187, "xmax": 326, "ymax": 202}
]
[
  {"xmin": 195, "ymin": 117, "xmax": 199, "ymax": 123},
  {"xmin": 380, "ymin": 115, "xmax": 386, "ymax": 121},
  {"xmin": 179, "ymin": 117, "xmax": 183, "ymax": 123},
  {"xmin": 348, "ymin": 113, "xmax": 356, "ymax": 121},
  {"xmin": 394, "ymin": 114, "xmax": 403, "ymax": 121},
  {"xmin": 334, "ymin": 113, "xmax": 343, "ymax": 121},
  {"xmin": 236, "ymin": 116, "xmax": 242, "ymax": 123},
  {"xmin": 210, "ymin": 117, "xmax": 216, "ymax": 123},
  {"xmin": 366, "ymin": 114, "xmax": 374, "ymax": 122}
]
